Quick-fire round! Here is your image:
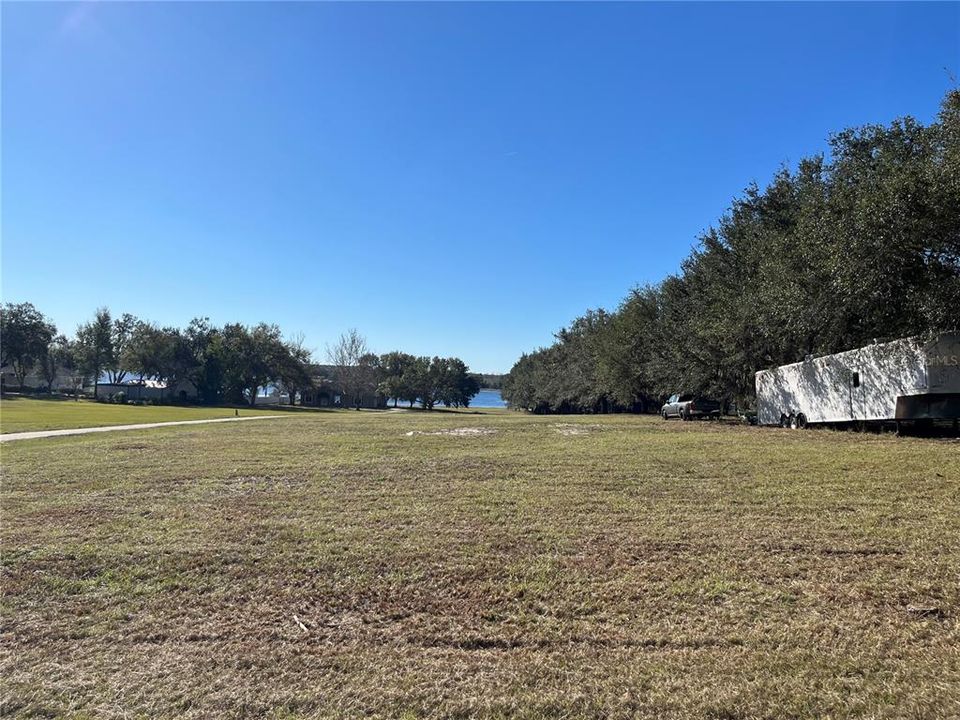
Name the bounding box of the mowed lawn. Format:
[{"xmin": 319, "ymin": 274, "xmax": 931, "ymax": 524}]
[
  {"xmin": 0, "ymin": 397, "xmax": 285, "ymax": 434},
  {"xmin": 1, "ymin": 412, "xmax": 958, "ymax": 719}
]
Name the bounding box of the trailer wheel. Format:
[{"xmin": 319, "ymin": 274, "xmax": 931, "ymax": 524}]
[{"xmin": 795, "ymin": 413, "xmax": 807, "ymax": 429}]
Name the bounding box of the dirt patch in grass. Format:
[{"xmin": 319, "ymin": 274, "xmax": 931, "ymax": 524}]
[
  {"xmin": 217, "ymin": 475, "xmax": 308, "ymax": 494},
  {"xmin": 405, "ymin": 426, "xmax": 498, "ymax": 437},
  {"xmin": 553, "ymin": 423, "xmax": 605, "ymax": 436}
]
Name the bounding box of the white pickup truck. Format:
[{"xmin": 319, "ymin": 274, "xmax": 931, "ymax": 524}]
[{"xmin": 660, "ymin": 394, "xmax": 722, "ymax": 420}]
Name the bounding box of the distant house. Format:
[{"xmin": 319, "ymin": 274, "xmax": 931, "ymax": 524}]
[
  {"xmin": 96, "ymin": 378, "xmax": 198, "ymax": 402},
  {"xmin": 0, "ymin": 364, "xmax": 201, "ymax": 402},
  {"xmin": 252, "ymin": 388, "xmax": 291, "ymax": 406},
  {"xmin": 0, "ymin": 364, "xmax": 81, "ymax": 394},
  {"xmin": 298, "ymin": 364, "xmax": 385, "ymax": 409}
]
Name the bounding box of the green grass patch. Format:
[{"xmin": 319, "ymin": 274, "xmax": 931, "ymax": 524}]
[
  {"xmin": 1, "ymin": 412, "xmax": 958, "ymax": 718},
  {"xmin": 0, "ymin": 396, "xmax": 286, "ymax": 433}
]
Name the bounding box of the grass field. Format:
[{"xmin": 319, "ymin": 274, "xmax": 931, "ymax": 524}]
[
  {"xmin": 0, "ymin": 397, "xmax": 286, "ymax": 434},
  {"xmin": 2, "ymin": 411, "xmax": 958, "ymax": 718}
]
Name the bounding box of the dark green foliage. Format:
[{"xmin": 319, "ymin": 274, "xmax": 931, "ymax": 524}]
[
  {"xmin": 4, "ymin": 304, "xmax": 315, "ymax": 407},
  {"xmin": 379, "ymin": 351, "xmax": 418, "ymax": 407},
  {"xmin": 184, "ymin": 318, "xmax": 223, "ymax": 405},
  {"xmin": 378, "ymin": 352, "xmax": 481, "ymax": 409},
  {"xmin": 122, "ymin": 321, "xmax": 173, "ymax": 384},
  {"xmin": 0, "ymin": 302, "xmax": 56, "ymax": 390},
  {"xmin": 37, "ymin": 335, "xmax": 74, "ymax": 393},
  {"xmin": 275, "ymin": 336, "xmax": 313, "ymax": 407},
  {"xmin": 432, "ymin": 357, "xmax": 481, "ymax": 409},
  {"xmin": 476, "ymin": 373, "xmax": 506, "ymax": 389},
  {"xmin": 217, "ymin": 323, "xmax": 279, "ymax": 406},
  {"xmin": 108, "ymin": 313, "xmax": 138, "ymax": 384},
  {"xmin": 504, "ymin": 90, "xmax": 960, "ymax": 413},
  {"xmin": 3, "ymin": 301, "xmax": 479, "ymax": 411},
  {"xmin": 75, "ymin": 308, "xmax": 114, "ymax": 399}
]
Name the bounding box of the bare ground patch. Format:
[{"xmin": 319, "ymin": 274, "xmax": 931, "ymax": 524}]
[
  {"xmin": 405, "ymin": 426, "xmax": 498, "ymax": 437},
  {"xmin": 553, "ymin": 422, "xmax": 605, "ymax": 435},
  {"xmin": 216, "ymin": 475, "xmax": 308, "ymax": 494}
]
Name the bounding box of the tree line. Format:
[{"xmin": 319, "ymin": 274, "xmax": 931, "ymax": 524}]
[
  {"xmin": 477, "ymin": 373, "xmax": 507, "ymax": 390},
  {"xmin": 503, "ymin": 89, "xmax": 960, "ymax": 413},
  {"xmin": 322, "ymin": 329, "xmax": 480, "ymax": 409},
  {"xmin": 0, "ymin": 306, "xmax": 480, "ymax": 409}
]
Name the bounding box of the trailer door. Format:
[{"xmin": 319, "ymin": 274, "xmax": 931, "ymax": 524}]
[{"xmin": 850, "ymin": 368, "xmax": 862, "ymax": 421}]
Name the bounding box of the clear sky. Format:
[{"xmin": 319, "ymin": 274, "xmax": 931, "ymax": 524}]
[{"xmin": 2, "ymin": 2, "xmax": 957, "ymax": 372}]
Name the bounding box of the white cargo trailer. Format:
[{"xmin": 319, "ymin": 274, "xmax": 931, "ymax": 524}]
[{"xmin": 755, "ymin": 334, "xmax": 960, "ymax": 428}]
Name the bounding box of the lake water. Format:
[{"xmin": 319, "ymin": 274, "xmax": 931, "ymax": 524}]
[{"xmin": 470, "ymin": 388, "xmax": 507, "ymax": 408}]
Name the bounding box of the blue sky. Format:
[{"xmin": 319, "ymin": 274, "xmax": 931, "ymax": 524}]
[{"xmin": 2, "ymin": 2, "xmax": 957, "ymax": 373}]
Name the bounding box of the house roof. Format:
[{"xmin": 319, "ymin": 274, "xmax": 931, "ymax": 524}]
[{"xmin": 97, "ymin": 379, "xmax": 169, "ymax": 389}]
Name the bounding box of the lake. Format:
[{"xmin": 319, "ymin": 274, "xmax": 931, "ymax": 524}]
[
  {"xmin": 469, "ymin": 388, "xmax": 507, "ymax": 408},
  {"xmin": 438, "ymin": 389, "xmax": 506, "ymax": 408}
]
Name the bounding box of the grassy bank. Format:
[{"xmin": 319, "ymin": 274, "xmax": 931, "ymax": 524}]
[
  {"xmin": 1, "ymin": 412, "xmax": 958, "ymax": 718},
  {"xmin": 0, "ymin": 396, "xmax": 287, "ymax": 433}
]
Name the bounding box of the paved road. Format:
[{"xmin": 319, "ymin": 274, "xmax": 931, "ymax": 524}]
[{"xmin": 0, "ymin": 415, "xmax": 288, "ymax": 443}]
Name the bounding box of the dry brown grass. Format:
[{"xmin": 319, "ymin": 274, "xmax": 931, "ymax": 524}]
[{"xmin": 1, "ymin": 411, "xmax": 958, "ymax": 718}]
